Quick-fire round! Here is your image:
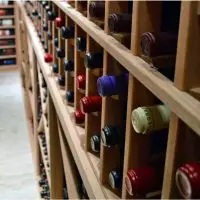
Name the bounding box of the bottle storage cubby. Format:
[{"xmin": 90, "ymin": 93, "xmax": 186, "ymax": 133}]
[
  {"xmin": 0, "ymin": 0, "xmax": 17, "ymax": 69},
  {"xmin": 17, "ymin": 0, "xmax": 200, "ymax": 199}
]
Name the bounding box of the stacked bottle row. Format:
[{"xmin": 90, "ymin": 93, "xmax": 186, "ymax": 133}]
[
  {"xmin": 38, "ymin": 163, "xmax": 50, "ymax": 200},
  {"xmin": 0, "ymin": 0, "xmax": 13, "ymax": 5},
  {"xmin": 24, "ymin": 1, "xmax": 200, "ymax": 199}
]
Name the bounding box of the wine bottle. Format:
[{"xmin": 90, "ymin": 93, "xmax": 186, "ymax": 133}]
[
  {"xmin": 64, "ymin": 59, "xmax": 74, "ymax": 71},
  {"xmin": 77, "ymin": 74, "xmax": 86, "ymax": 90},
  {"xmin": 41, "ymin": 38, "xmax": 45, "ymax": 45},
  {"xmin": 84, "ymin": 52, "xmax": 103, "ymax": 69},
  {"xmin": 52, "ymin": 64, "xmax": 58, "ymax": 73},
  {"xmin": 108, "ymin": 13, "xmax": 132, "ymax": 33},
  {"xmin": 43, "ymin": 23, "xmax": 48, "ymax": 32},
  {"xmin": 66, "ymin": 91, "xmax": 74, "ymax": 103},
  {"xmin": 97, "ymin": 73, "xmax": 128, "ymax": 96},
  {"xmin": 140, "ymin": 32, "xmax": 178, "ymax": 57},
  {"xmin": 76, "ymin": 36, "xmax": 86, "ymax": 52},
  {"xmin": 74, "ymin": 109, "xmax": 85, "ymax": 124},
  {"xmin": 54, "ymin": 37, "xmax": 59, "ymax": 47},
  {"xmin": 89, "ymin": 1, "xmax": 105, "ymax": 18},
  {"xmin": 176, "ymin": 162, "xmax": 200, "ymax": 199},
  {"xmin": 63, "ymin": 187, "xmax": 68, "ymax": 199},
  {"xmin": 38, "ymin": 31, "xmax": 42, "ymax": 39},
  {"xmin": 61, "ymin": 26, "xmax": 74, "ymax": 39},
  {"xmin": 47, "ymin": 10, "xmax": 57, "ymax": 21},
  {"xmin": 56, "ymin": 48, "xmax": 65, "ymax": 58},
  {"xmin": 125, "ymin": 158, "xmax": 164, "ymax": 196},
  {"xmin": 44, "ymin": 44, "xmax": 48, "ymax": 53},
  {"xmin": 40, "ymin": 190, "xmax": 50, "ymax": 198},
  {"xmin": 47, "ymin": 31, "xmax": 52, "ymax": 40},
  {"xmin": 90, "ymin": 134, "xmax": 101, "ymax": 152},
  {"xmin": 80, "ymin": 96, "xmax": 102, "ymax": 113},
  {"xmin": 57, "ymin": 74, "xmax": 65, "ymax": 86},
  {"xmin": 109, "ymin": 170, "xmax": 122, "ymax": 189},
  {"xmin": 55, "ymin": 16, "xmax": 65, "ymax": 28},
  {"xmin": 41, "ymin": 1, "xmax": 48, "ymax": 8},
  {"xmin": 101, "ymin": 125, "xmax": 121, "ymax": 147},
  {"xmin": 131, "ymin": 104, "xmax": 171, "ymax": 134},
  {"xmin": 32, "ymin": 10, "xmax": 38, "ymax": 16},
  {"xmin": 39, "ymin": 179, "xmax": 48, "ymax": 186},
  {"xmin": 45, "ymin": 5, "xmax": 51, "ymax": 12},
  {"xmin": 44, "ymin": 53, "xmax": 53, "ymax": 63},
  {"xmin": 38, "ymin": 14, "xmax": 41, "ymax": 20}
]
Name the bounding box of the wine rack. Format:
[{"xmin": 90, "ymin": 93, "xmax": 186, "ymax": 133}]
[
  {"xmin": 17, "ymin": 1, "xmax": 200, "ymax": 199},
  {"xmin": 0, "ymin": 0, "xmax": 17, "ymax": 70}
]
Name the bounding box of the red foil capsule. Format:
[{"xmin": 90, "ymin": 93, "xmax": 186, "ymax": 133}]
[
  {"xmin": 176, "ymin": 162, "xmax": 200, "ymax": 199},
  {"xmin": 125, "ymin": 167, "xmax": 159, "ymax": 196},
  {"xmin": 55, "ymin": 16, "xmax": 65, "ymax": 28},
  {"xmin": 80, "ymin": 96, "xmax": 102, "ymax": 113},
  {"xmin": 77, "ymin": 74, "xmax": 86, "ymax": 90},
  {"xmin": 44, "ymin": 53, "xmax": 53, "ymax": 63},
  {"xmin": 74, "ymin": 109, "xmax": 85, "ymax": 124}
]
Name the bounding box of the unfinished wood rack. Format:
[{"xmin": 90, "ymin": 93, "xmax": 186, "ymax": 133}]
[
  {"xmin": 0, "ymin": 1, "xmax": 17, "ymax": 70},
  {"xmin": 17, "ymin": 1, "xmax": 200, "ymax": 199}
]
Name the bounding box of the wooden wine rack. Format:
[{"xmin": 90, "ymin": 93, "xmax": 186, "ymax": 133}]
[
  {"xmin": 16, "ymin": 1, "xmax": 200, "ymax": 199},
  {"xmin": 0, "ymin": 1, "xmax": 17, "ymax": 70}
]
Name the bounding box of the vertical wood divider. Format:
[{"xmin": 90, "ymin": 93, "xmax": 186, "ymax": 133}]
[
  {"xmin": 32, "ymin": 51, "xmax": 40, "ymax": 176},
  {"xmin": 57, "ymin": 118, "xmax": 81, "ymax": 199},
  {"xmin": 122, "ymin": 2, "xmax": 162, "ymax": 198},
  {"xmin": 85, "ymin": 0, "xmax": 102, "ymax": 152},
  {"xmin": 162, "ymin": 2, "xmax": 200, "ymax": 198},
  {"xmin": 49, "ymin": 94, "xmax": 64, "ymax": 198},
  {"xmin": 100, "ymin": 1, "xmax": 129, "ymax": 197},
  {"xmin": 74, "ymin": 24, "xmax": 86, "ymax": 111}
]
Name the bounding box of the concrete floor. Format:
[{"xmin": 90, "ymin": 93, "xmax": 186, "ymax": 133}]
[{"xmin": 0, "ymin": 71, "xmax": 37, "ymax": 199}]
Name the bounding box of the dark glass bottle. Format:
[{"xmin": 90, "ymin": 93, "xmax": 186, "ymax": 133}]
[
  {"xmin": 90, "ymin": 134, "xmax": 101, "ymax": 152},
  {"xmin": 47, "ymin": 11, "xmax": 57, "ymax": 21},
  {"xmin": 108, "ymin": 13, "xmax": 132, "ymax": 33},
  {"xmin": 56, "ymin": 48, "xmax": 65, "ymax": 58},
  {"xmin": 52, "ymin": 64, "xmax": 58, "ymax": 73},
  {"xmin": 66, "ymin": 91, "xmax": 74, "ymax": 103},
  {"xmin": 84, "ymin": 52, "xmax": 103, "ymax": 69},
  {"xmin": 64, "ymin": 59, "xmax": 74, "ymax": 71},
  {"xmin": 54, "ymin": 37, "xmax": 59, "ymax": 47},
  {"xmin": 43, "ymin": 23, "xmax": 48, "ymax": 32},
  {"xmin": 109, "ymin": 170, "xmax": 122, "ymax": 189},
  {"xmin": 89, "ymin": 1, "xmax": 105, "ymax": 18},
  {"xmin": 47, "ymin": 31, "xmax": 52, "ymax": 40},
  {"xmin": 57, "ymin": 75, "xmax": 65, "ymax": 86},
  {"xmin": 61, "ymin": 26, "xmax": 74, "ymax": 39},
  {"xmin": 140, "ymin": 32, "xmax": 178, "ymax": 57},
  {"xmin": 76, "ymin": 36, "xmax": 86, "ymax": 52}
]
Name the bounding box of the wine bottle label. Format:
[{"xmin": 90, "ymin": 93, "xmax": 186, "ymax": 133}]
[{"xmin": 132, "ymin": 105, "xmax": 170, "ymax": 134}]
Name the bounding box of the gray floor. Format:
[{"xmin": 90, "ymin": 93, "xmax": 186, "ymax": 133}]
[{"xmin": 0, "ymin": 71, "xmax": 37, "ymax": 199}]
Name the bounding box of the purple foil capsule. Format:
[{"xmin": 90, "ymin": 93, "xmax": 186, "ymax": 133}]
[{"xmin": 97, "ymin": 73, "xmax": 128, "ymax": 96}]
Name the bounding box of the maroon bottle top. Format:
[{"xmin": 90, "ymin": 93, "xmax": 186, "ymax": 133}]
[
  {"xmin": 176, "ymin": 162, "xmax": 200, "ymax": 199},
  {"xmin": 126, "ymin": 167, "xmax": 161, "ymax": 196},
  {"xmin": 77, "ymin": 74, "xmax": 86, "ymax": 90},
  {"xmin": 80, "ymin": 96, "xmax": 102, "ymax": 113},
  {"xmin": 74, "ymin": 109, "xmax": 85, "ymax": 124},
  {"xmin": 55, "ymin": 16, "xmax": 65, "ymax": 28},
  {"xmin": 44, "ymin": 53, "xmax": 53, "ymax": 63}
]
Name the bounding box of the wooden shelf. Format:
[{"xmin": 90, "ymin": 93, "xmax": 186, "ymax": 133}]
[
  {"xmin": 0, "ymin": 15, "xmax": 14, "ymax": 19},
  {"xmin": 0, "ymin": 5, "xmax": 14, "ymax": 9},
  {"xmin": 0, "ymin": 25, "xmax": 15, "ymax": 29},
  {"xmin": 0, "ymin": 54, "xmax": 16, "ymax": 59},
  {"xmin": 0, "ymin": 64, "xmax": 17, "ymax": 71},
  {"xmin": 0, "ymin": 45, "xmax": 16, "ymax": 49},
  {"xmin": 0, "ymin": 35, "xmax": 15, "ymax": 39},
  {"xmin": 17, "ymin": 1, "xmax": 200, "ymax": 200}
]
